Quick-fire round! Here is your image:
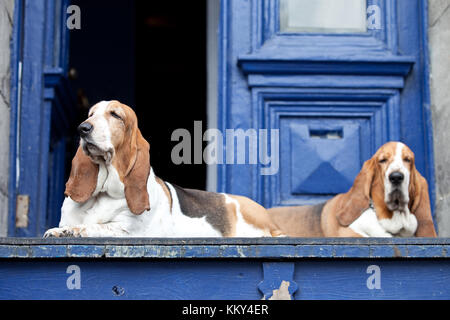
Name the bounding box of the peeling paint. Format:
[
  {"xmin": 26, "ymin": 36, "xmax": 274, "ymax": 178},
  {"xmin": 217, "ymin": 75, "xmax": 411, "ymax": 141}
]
[
  {"xmin": 393, "ymin": 246, "xmax": 402, "ymax": 257},
  {"xmin": 268, "ymin": 281, "xmax": 292, "ymax": 300},
  {"xmin": 236, "ymin": 246, "xmax": 246, "ymax": 257},
  {"xmin": 0, "ymin": 239, "xmax": 449, "ymax": 259}
]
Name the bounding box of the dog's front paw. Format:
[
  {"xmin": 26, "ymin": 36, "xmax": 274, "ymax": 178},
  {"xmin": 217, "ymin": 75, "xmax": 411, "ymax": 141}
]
[{"xmin": 43, "ymin": 226, "xmax": 86, "ymax": 238}]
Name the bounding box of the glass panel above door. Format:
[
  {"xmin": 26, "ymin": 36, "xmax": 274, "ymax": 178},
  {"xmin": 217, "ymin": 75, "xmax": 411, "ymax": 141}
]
[{"xmin": 280, "ymin": 0, "xmax": 367, "ymax": 33}]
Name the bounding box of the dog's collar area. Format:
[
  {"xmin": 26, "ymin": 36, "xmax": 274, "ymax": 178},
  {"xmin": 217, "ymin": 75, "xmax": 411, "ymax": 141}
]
[{"xmin": 369, "ymin": 199, "xmax": 375, "ymax": 210}]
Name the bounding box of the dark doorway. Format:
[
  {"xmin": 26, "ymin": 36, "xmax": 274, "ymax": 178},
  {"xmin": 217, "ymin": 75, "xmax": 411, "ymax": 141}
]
[{"xmin": 69, "ymin": 0, "xmax": 207, "ymax": 190}]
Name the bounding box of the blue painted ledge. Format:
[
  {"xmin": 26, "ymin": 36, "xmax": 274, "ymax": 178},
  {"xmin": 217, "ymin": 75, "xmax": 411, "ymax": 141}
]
[{"xmin": 0, "ymin": 238, "xmax": 448, "ymax": 259}]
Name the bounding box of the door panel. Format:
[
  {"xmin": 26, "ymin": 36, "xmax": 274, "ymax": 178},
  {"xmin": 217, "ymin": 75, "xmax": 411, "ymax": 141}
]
[{"xmin": 219, "ymin": 0, "xmax": 434, "ymax": 213}]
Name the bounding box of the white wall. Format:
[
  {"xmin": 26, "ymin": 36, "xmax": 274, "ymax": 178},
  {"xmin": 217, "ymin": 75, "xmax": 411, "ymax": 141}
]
[
  {"xmin": 429, "ymin": 0, "xmax": 450, "ymax": 236},
  {"xmin": 0, "ymin": 0, "xmax": 14, "ymax": 237}
]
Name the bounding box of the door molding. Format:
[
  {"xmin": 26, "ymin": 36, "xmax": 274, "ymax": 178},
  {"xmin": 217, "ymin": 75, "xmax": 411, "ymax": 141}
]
[{"xmin": 218, "ymin": 0, "xmax": 435, "ymax": 225}]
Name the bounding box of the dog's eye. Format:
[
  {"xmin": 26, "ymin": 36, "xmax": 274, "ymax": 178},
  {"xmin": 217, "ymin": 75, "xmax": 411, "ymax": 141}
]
[
  {"xmin": 404, "ymin": 157, "xmax": 411, "ymax": 163},
  {"xmin": 379, "ymin": 159, "xmax": 387, "ymax": 164},
  {"xmin": 110, "ymin": 111, "xmax": 122, "ymax": 120}
]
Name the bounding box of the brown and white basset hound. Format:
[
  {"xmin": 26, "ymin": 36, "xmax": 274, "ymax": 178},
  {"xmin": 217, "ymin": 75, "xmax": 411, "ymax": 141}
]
[
  {"xmin": 44, "ymin": 100, "xmax": 282, "ymax": 237},
  {"xmin": 269, "ymin": 142, "xmax": 437, "ymax": 237}
]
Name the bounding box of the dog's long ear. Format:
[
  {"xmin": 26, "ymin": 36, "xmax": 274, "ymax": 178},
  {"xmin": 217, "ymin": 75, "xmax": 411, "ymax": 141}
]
[
  {"xmin": 409, "ymin": 166, "xmax": 437, "ymax": 237},
  {"xmin": 335, "ymin": 157, "xmax": 375, "ymax": 226},
  {"xmin": 65, "ymin": 145, "xmax": 99, "ymax": 202},
  {"xmin": 115, "ymin": 118, "xmax": 151, "ymax": 215}
]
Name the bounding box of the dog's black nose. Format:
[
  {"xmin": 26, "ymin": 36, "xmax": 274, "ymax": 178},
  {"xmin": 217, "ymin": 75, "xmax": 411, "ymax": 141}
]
[
  {"xmin": 78, "ymin": 122, "xmax": 93, "ymax": 137},
  {"xmin": 389, "ymin": 171, "xmax": 404, "ymax": 185}
]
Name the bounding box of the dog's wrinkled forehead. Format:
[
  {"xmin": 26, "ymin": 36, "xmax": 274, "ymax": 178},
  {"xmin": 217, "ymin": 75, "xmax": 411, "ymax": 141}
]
[
  {"xmin": 79, "ymin": 100, "xmax": 139, "ymax": 164},
  {"xmin": 88, "ymin": 100, "xmax": 126, "ymax": 120},
  {"xmin": 375, "ymin": 142, "xmax": 414, "ymax": 171}
]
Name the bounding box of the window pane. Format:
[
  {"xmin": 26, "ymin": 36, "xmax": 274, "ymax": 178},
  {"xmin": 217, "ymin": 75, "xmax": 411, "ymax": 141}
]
[{"xmin": 280, "ymin": 0, "xmax": 367, "ymax": 33}]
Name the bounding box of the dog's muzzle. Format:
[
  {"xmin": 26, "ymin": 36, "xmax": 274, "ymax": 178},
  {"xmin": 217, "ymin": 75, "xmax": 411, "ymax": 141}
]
[
  {"xmin": 78, "ymin": 122, "xmax": 113, "ymax": 164},
  {"xmin": 386, "ymin": 171, "xmax": 408, "ymax": 211},
  {"xmin": 78, "ymin": 122, "xmax": 93, "ymax": 138}
]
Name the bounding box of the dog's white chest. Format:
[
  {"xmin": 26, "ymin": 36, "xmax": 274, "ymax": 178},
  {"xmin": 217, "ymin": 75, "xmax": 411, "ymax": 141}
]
[
  {"xmin": 95, "ymin": 164, "xmax": 124, "ymax": 198},
  {"xmin": 349, "ymin": 206, "xmax": 418, "ymax": 237},
  {"xmin": 349, "ymin": 208, "xmax": 393, "ymax": 237},
  {"xmin": 379, "ymin": 210, "xmax": 418, "ymax": 237}
]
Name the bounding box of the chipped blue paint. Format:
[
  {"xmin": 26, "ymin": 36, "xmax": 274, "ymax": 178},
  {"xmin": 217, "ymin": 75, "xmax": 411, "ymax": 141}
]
[
  {"xmin": 67, "ymin": 245, "xmax": 105, "ymax": 258},
  {"xmin": 258, "ymin": 262, "xmax": 298, "ymax": 300},
  {"xmin": 0, "ymin": 238, "xmax": 449, "ymax": 259},
  {"xmin": 0, "ymin": 244, "xmax": 449, "ymax": 300},
  {"xmin": 30, "ymin": 245, "xmax": 67, "ymax": 258},
  {"xmin": 1, "ymin": 239, "xmax": 449, "ymax": 299}
]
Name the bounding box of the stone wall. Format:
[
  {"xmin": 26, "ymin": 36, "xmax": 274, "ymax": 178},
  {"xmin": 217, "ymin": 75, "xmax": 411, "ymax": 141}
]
[
  {"xmin": 0, "ymin": 0, "xmax": 14, "ymax": 237},
  {"xmin": 429, "ymin": 0, "xmax": 450, "ymax": 236}
]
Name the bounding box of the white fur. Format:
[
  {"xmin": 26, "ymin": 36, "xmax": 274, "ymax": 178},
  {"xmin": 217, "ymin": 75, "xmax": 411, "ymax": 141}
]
[
  {"xmin": 44, "ymin": 167, "xmax": 227, "ymax": 237},
  {"xmin": 223, "ymin": 194, "xmax": 267, "ymax": 237},
  {"xmin": 349, "ymin": 208, "xmax": 393, "ymax": 237},
  {"xmin": 44, "ymin": 100, "xmax": 272, "ymax": 238},
  {"xmin": 81, "ymin": 101, "xmax": 114, "ymax": 163},
  {"xmin": 384, "ymin": 142, "xmax": 410, "ymax": 206},
  {"xmin": 379, "ymin": 208, "xmax": 418, "ymax": 237},
  {"xmin": 144, "ymin": 180, "xmax": 223, "ymax": 237},
  {"xmin": 349, "ymin": 207, "xmax": 417, "ymax": 238},
  {"xmin": 349, "ymin": 142, "xmax": 418, "ymax": 237}
]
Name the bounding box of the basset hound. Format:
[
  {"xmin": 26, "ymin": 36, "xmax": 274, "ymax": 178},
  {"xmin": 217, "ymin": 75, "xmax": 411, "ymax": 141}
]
[
  {"xmin": 44, "ymin": 100, "xmax": 282, "ymax": 238},
  {"xmin": 269, "ymin": 142, "xmax": 437, "ymax": 237}
]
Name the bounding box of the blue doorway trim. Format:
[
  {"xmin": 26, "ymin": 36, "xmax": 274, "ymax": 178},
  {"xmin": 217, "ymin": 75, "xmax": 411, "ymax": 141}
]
[
  {"xmin": 218, "ymin": 0, "xmax": 436, "ymax": 229},
  {"xmin": 8, "ymin": 0, "xmax": 74, "ymax": 237}
]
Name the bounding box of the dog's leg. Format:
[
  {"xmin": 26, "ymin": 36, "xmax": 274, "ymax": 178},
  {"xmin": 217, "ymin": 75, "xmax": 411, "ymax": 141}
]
[{"xmin": 43, "ymin": 223, "xmax": 130, "ymax": 238}]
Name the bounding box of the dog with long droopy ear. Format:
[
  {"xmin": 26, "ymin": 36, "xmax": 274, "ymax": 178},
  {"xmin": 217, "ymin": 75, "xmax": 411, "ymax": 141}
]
[
  {"xmin": 269, "ymin": 142, "xmax": 437, "ymax": 237},
  {"xmin": 65, "ymin": 104, "xmax": 150, "ymax": 215},
  {"xmin": 44, "ymin": 100, "xmax": 282, "ymax": 237}
]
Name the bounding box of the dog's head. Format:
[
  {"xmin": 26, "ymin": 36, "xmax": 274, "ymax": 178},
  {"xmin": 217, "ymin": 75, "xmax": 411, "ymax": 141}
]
[
  {"xmin": 375, "ymin": 142, "xmax": 414, "ymax": 211},
  {"xmin": 335, "ymin": 141, "xmax": 435, "ymax": 235},
  {"xmin": 65, "ymin": 100, "xmax": 150, "ymax": 214}
]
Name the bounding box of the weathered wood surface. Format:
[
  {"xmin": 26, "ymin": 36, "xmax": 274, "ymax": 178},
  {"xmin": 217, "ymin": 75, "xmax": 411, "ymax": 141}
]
[
  {"xmin": 1, "ymin": 238, "xmax": 449, "ymax": 300},
  {"xmin": 0, "ymin": 238, "xmax": 448, "ymax": 259}
]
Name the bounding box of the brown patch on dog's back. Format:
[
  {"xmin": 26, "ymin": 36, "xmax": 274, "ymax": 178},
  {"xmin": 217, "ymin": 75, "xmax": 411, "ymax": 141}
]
[
  {"xmin": 269, "ymin": 202, "xmax": 326, "ymax": 237},
  {"xmin": 172, "ymin": 184, "xmax": 230, "ymax": 236},
  {"xmin": 224, "ymin": 198, "xmax": 238, "ymax": 237}
]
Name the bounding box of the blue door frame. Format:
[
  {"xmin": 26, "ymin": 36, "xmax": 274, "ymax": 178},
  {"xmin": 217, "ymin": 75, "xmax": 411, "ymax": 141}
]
[
  {"xmin": 8, "ymin": 0, "xmax": 75, "ymax": 237},
  {"xmin": 217, "ymin": 0, "xmax": 435, "ymax": 225}
]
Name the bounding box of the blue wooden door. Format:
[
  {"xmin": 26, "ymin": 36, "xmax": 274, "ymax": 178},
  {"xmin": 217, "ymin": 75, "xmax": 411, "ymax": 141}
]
[
  {"xmin": 218, "ymin": 0, "xmax": 434, "ymax": 211},
  {"xmin": 8, "ymin": 0, "xmax": 75, "ymax": 236}
]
